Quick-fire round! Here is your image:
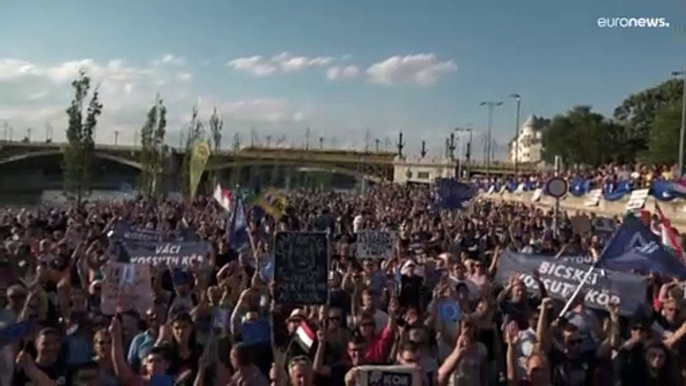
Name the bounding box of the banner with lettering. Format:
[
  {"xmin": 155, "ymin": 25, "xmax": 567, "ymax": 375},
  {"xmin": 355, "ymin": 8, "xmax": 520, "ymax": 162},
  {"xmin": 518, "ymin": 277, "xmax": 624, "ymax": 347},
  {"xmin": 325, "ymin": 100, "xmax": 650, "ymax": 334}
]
[
  {"xmin": 109, "ymin": 222, "xmax": 200, "ymax": 243},
  {"xmin": 274, "ymin": 231, "xmax": 329, "ymax": 305},
  {"xmin": 357, "ymin": 366, "xmax": 421, "ymax": 386},
  {"xmin": 495, "ymin": 251, "xmax": 647, "ymax": 316},
  {"xmin": 101, "ymin": 262, "xmax": 153, "ymax": 316},
  {"xmin": 120, "ymin": 241, "xmax": 211, "ymax": 267},
  {"xmin": 356, "ymin": 231, "xmax": 396, "ymax": 259}
]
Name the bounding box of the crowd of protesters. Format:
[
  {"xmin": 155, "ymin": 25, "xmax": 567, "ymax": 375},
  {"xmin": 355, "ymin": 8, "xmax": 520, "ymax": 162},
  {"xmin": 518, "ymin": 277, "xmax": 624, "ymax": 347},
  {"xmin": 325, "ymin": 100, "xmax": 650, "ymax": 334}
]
[
  {"xmin": 0, "ymin": 182, "xmax": 684, "ymax": 386},
  {"xmin": 475, "ymin": 163, "xmax": 680, "ymax": 191}
]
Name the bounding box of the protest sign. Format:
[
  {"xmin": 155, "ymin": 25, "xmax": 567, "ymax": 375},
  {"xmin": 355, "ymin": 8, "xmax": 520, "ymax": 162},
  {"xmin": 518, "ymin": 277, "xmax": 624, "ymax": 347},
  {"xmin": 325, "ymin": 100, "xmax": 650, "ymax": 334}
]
[
  {"xmin": 570, "ymin": 215, "xmax": 592, "ymax": 235},
  {"xmin": 109, "ymin": 222, "xmax": 199, "ymax": 243},
  {"xmin": 495, "ymin": 251, "xmax": 646, "ymax": 316},
  {"xmin": 356, "ymin": 231, "xmax": 396, "ymax": 259},
  {"xmin": 274, "ymin": 231, "xmax": 329, "ymax": 305},
  {"xmin": 561, "ymin": 255, "xmax": 595, "ymax": 265},
  {"xmin": 120, "ymin": 241, "xmax": 211, "ymax": 267},
  {"xmin": 101, "ymin": 262, "xmax": 153, "ymax": 316},
  {"xmin": 357, "ymin": 365, "xmax": 421, "ymax": 386}
]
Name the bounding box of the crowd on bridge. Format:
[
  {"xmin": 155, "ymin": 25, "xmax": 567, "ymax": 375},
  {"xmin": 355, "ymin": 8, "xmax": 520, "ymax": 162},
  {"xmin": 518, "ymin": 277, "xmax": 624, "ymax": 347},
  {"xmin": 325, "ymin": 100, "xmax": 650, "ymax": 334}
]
[
  {"xmin": 0, "ymin": 178, "xmax": 685, "ymax": 386},
  {"xmin": 474, "ymin": 162, "xmax": 685, "ymax": 202}
]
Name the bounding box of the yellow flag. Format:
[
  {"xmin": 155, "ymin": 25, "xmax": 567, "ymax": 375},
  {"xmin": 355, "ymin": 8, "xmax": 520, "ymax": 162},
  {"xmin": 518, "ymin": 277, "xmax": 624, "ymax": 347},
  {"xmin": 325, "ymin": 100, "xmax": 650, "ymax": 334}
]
[
  {"xmin": 257, "ymin": 188, "xmax": 289, "ymax": 220},
  {"xmin": 189, "ymin": 141, "xmax": 211, "ymax": 199}
]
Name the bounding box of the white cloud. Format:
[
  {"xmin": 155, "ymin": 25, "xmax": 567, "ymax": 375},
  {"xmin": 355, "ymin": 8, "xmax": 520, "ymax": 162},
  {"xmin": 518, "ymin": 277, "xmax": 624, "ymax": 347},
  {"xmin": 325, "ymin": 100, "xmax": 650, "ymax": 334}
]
[
  {"xmin": 227, "ymin": 52, "xmax": 334, "ymax": 76},
  {"xmin": 366, "ymin": 54, "xmax": 457, "ymax": 86},
  {"xmin": 0, "ymin": 57, "xmax": 313, "ymax": 146},
  {"xmin": 27, "ymin": 91, "xmax": 49, "ymax": 100},
  {"xmin": 326, "ymin": 65, "xmax": 361, "ymax": 81},
  {"xmin": 177, "ymin": 72, "xmax": 193, "ymax": 82},
  {"xmin": 0, "ymin": 59, "xmax": 42, "ymax": 81},
  {"xmin": 227, "ymin": 56, "xmax": 277, "ymax": 77},
  {"xmin": 152, "ymin": 54, "xmax": 186, "ymax": 67},
  {"xmin": 220, "ymin": 98, "xmax": 306, "ymax": 123}
]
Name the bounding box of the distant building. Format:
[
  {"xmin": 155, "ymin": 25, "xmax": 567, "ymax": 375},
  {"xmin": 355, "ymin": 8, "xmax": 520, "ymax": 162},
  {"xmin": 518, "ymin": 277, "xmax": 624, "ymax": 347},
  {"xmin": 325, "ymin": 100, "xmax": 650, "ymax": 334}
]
[{"xmin": 509, "ymin": 115, "xmax": 547, "ymax": 165}]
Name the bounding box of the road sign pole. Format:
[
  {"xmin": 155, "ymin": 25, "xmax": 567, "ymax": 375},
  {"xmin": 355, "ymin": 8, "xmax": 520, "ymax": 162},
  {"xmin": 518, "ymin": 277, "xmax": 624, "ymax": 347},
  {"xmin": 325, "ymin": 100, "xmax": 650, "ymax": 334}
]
[{"xmin": 553, "ymin": 155, "xmax": 561, "ymax": 236}]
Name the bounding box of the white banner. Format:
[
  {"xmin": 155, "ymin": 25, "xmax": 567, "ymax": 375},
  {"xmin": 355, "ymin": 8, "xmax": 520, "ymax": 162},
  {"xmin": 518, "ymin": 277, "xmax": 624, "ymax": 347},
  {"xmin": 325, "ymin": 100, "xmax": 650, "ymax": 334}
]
[{"xmin": 356, "ymin": 231, "xmax": 396, "ymax": 259}]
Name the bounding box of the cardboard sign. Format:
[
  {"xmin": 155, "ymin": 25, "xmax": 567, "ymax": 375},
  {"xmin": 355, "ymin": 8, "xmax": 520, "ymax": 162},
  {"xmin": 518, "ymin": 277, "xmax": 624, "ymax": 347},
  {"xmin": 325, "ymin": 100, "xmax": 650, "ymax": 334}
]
[
  {"xmin": 101, "ymin": 262, "xmax": 153, "ymax": 316},
  {"xmin": 570, "ymin": 215, "xmax": 592, "ymax": 235},
  {"xmin": 357, "ymin": 365, "xmax": 421, "ymax": 386},
  {"xmin": 356, "ymin": 231, "xmax": 396, "ymax": 259}
]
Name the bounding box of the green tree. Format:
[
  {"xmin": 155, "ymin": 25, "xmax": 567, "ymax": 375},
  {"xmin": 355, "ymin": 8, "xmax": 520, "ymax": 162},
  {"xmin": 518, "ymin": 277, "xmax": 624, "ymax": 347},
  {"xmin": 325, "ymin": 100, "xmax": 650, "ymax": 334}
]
[
  {"xmin": 647, "ymin": 101, "xmax": 684, "ymax": 164},
  {"xmin": 542, "ymin": 106, "xmax": 623, "ymax": 167},
  {"xmin": 209, "ymin": 107, "xmax": 223, "ymax": 152},
  {"xmin": 180, "ymin": 105, "xmax": 205, "ymax": 198},
  {"xmin": 138, "ymin": 96, "xmax": 167, "ymax": 199},
  {"xmin": 614, "ymin": 78, "xmax": 684, "ymax": 157},
  {"xmin": 63, "ymin": 70, "xmax": 102, "ymax": 205}
]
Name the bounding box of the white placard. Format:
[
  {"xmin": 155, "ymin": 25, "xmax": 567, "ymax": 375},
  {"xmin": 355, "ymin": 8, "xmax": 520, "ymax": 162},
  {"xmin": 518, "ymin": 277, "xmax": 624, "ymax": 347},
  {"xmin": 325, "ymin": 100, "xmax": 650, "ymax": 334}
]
[
  {"xmin": 626, "ymin": 188, "xmax": 650, "ymax": 211},
  {"xmin": 357, "ymin": 365, "xmax": 421, "ymax": 386},
  {"xmin": 356, "ymin": 231, "xmax": 396, "ymax": 259},
  {"xmin": 584, "ymin": 189, "xmax": 602, "ymax": 207},
  {"xmin": 531, "ymin": 188, "xmax": 543, "ymax": 202}
]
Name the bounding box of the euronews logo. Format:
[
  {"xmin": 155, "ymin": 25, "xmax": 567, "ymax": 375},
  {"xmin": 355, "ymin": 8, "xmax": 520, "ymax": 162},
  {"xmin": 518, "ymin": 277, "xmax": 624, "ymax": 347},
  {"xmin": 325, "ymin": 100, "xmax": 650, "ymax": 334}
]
[{"xmin": 597, "ymin": 17, "xmax": 670, "ymax": 28}]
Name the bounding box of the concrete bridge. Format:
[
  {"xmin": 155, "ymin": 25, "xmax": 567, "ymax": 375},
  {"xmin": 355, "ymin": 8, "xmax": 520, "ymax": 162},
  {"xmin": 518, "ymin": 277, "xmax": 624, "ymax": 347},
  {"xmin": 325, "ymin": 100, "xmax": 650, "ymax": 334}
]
[{"xmin": 0, "ymin": 140, "xmax": 533, "ymax": 202}]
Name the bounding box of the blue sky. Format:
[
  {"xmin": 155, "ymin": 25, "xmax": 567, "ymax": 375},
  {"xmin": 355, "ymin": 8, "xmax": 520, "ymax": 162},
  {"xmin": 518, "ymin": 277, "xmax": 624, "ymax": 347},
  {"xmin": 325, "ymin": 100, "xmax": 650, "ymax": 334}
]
[{"xmin": 0, "ymin": 0, "xmax": 684, "ymax": 159}]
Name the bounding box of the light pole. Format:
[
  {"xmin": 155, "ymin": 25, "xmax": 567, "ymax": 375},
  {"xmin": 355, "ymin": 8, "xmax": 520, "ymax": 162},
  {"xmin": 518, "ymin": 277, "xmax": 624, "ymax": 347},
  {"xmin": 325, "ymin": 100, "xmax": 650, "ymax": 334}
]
[
  {"xmin": 673, "ymin": 66, "xmax": 686, "ymax": 176},
  {"xmin": 455, "ymin": 125, "xmax": 473, "ymax": 178},
  {"xmin": 114, "ymin": 130, "xmax": 120, "ymax": 146},
  {"xmin": 480, "ymin": 101, "xmax": 504, "ymax": 177},
  {"xmin": 509, "ymin": 93, "xmax": 521, "ymax": 175}
]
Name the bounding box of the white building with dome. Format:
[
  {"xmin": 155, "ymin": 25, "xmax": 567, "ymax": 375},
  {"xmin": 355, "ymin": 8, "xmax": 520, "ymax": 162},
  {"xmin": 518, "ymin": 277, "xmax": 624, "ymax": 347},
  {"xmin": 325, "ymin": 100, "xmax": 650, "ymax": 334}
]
[{"xmin": 509, "ymin": 115, "xmax": 545, "ymax": 164}]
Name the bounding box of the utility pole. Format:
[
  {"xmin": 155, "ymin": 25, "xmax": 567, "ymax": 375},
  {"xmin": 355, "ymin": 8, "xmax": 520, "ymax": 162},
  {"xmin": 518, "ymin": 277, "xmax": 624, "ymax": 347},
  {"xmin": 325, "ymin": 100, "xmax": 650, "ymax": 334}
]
[
  {"xmin": 480, "ymin": 101, "xmax": 504, "ymax": 177},
  {"xmin": 319, "ymin": 137, "xmax": 324, "ymax": 150},
  {"xmin": 114, "ymin": 130, "xmax": 120, "ymax": 145},
  {"xmin": 45, "ymin": 123, "xmax": 53, "ymax": 142},
  {"xmin": 449, "ymin": 133, "xmax": 456, "ymax": 160},
  {"xmin": 250, "ymin": 127, "xmax": 257, "ymax": 147},
  {"xmin": 364, "ymin": 130, "xmax": 371, "ymax": 152},
  {"xmin": 26, "ymin": 128, "xmax": 31, "ymax": 142},
  {"xmin": 673, "ymin": 66, "xmax": 686, "ymax": 176},
  {"xmin": 375, "ymin": 138, "xmax": 380, "ymax": 152},
  {"xmin": 509, "ymin": 93, "xmax": 522, "ymax": 174},
  {"xmin": 420, "ymin": 140, "xmax": 427, "ymax": 158},
  {"xmin": 305, "ymin": 127, "xmax": 311, "ymax": 150}
]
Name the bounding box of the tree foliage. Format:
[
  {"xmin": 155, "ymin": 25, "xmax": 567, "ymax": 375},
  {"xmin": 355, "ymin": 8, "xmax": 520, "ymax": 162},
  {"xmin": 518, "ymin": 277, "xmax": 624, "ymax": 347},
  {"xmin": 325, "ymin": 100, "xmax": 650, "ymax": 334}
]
[
  {"xmin": 614, "ymin": 78, "xmax": 684, "ymax": 156},
  {"xmin": 180, "ymin": 106, "xmax": 205, "ymax": 198},
  {"xmin": 209, "ymin": 107, "xmax": 223, "ymax": 152},
  {"xmin": 138, "ymin": 96, "xmax": 167, "ymax": 199},
  {"xmin": 648, "ymin": 101, "xmax": 684, "ymax": 164},
  {"xmin": 542, "ymin": 106, "xmax": 627, "ymax": 167},
  {"xmin": 63, "ymin": 70, "xmax": 102, "ymax": 204}
]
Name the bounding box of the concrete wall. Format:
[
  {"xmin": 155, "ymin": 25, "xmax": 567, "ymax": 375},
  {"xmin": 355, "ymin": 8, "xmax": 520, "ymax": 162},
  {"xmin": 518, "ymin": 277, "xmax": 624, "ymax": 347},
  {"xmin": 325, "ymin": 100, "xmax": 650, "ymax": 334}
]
[
  {"xmin": 393, "ymin": 157, "xmax": 457, "ymax": 183},
  {"xmin": 480, "ymin": 189, "xmax": 686, "ymax": 231}
]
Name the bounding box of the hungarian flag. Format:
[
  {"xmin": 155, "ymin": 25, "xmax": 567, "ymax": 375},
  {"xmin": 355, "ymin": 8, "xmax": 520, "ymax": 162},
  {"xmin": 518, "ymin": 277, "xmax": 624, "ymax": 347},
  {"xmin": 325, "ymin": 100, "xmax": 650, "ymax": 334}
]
[
  {"xmin": 654, "ymin": 203, "xmax": 685, "ymax": 262},
  {"xmin": 213, "ymin": 184, "xmax": 233, "ymax": 213},
  {"xmin": 293, "ymin": 322, "xmax": 316, "ymax": 353}
]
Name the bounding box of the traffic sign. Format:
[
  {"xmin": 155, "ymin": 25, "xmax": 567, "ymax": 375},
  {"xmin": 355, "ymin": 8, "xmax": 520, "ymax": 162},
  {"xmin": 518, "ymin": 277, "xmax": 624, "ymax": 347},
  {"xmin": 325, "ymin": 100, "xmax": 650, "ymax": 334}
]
[{"xmin": 546, "ymin": 177, "xmax": 568, "ymax": 198}]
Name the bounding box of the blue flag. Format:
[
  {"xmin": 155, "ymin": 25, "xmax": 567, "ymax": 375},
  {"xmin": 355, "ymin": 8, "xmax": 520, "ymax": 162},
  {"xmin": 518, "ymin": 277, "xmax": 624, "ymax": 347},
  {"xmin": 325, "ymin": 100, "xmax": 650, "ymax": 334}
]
[
  {"xmin": 599, "ymin": 216, "xmax": 686, "ymax": 279},
  {"xmin": 227, "ymin": 196, "xmax": 249, "ymax": 253},
  {"xmin": 434, "ymin": 178, "xmax": 475, "ymax": 209}
]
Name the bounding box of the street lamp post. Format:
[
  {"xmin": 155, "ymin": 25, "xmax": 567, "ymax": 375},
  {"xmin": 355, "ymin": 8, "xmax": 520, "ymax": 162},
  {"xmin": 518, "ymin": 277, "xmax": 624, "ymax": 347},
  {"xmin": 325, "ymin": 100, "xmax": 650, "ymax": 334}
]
[
  {"xmin": 114, "ymin": 130, "xmax": 120, "ymax": 146},
  {"xmin": 455, "ymin": 125, "xmax": 473, "ymax": 178},
  {"xmin": 509, "ymin": 94, "xmax": 521, "ymax": 175},
  {"xmin": 674, "ymin": 66, "xmax": 686, "ymax": 176},
  {"xmin": 480, "ymin": 101, "xmax": 504, "ymax": 177}
]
